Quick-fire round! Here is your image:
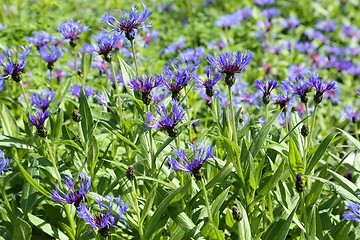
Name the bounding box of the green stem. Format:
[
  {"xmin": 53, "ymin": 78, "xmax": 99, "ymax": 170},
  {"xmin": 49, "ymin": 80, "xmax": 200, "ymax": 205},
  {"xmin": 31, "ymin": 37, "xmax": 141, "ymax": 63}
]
[
  {"xmin": 20, "ymin": 82, "xmax": 30, "ymax": 113},
  {"xmin": 110, "ymin": 61, "xmax": 123, "ymax": 119},
  {"xmin": 308, "ymin": 105, "xmax": 318, "ymax": 148},
  {"xmin": 228, "ymin": 85, "xmax": 237, "ymax": 144},
  {"xmin": 300, "ymin": 192, "xmax": 308, "ymax": 239},
  {"xmin": 49, "ymin": 69, "xmax": 54, "ymax": 91},
  {"xmin": 65, "ymin": 204, "xmax": 76, "ymax": 239},
  {"xmin": 131, "ymin": 39, "xmax": 139, "ymax": 76},
  {"xmin": 354, "ymin": 121, "xmax": 359, "ymax": 141},
  {"xmin": 132, "ymin": 179, "xmax": 143, "ymax": 238},
  {"xmin": 45, "ymin": 140, "xmax": 62, "ymax": 186},
  {"xmin": 267, "ymin": 192, "xmax": 273, "ymax": 221},
  {"xmin": 200, "ymin": 175, "xmax": 213, "ymax": 225},
  {"xmin": 1, "ymin": 184, "xmax": 11, "ymax": 211},
  {"xmin": 73, "ymin": 46, "xmax": 78, "ymax": 77},
  {"xmin": 147, "ymin": 105, "xmax": 155, "ymax": 176}
]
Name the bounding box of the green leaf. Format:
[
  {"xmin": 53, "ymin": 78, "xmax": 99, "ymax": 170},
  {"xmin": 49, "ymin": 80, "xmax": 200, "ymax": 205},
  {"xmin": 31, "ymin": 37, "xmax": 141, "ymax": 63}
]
[
  {"xmin": 79, "ymin": 88, "xmax": 93, "ymax": 142},
  {"xmin": 206, "ymin": 161, "xmax": 233, "ymax": 190},
  {"xmin": 306, "ymin": 133, "xmax": 337, "ymax": 174},
  {"xmin": 12, "ymin": 217, "xmax": 31, "ymax": 240},
  {"xmin": 337, "ymin": 128, "xmax": 360, "ymax": 151},
  {"xmin": 289, "ymin": 138, "xmax": 304, "ymax": 177},
  {"xmin": 237, "ymin": 201, "xmax": 252, "ymax": 240},
  {"xmin": 306, "ymin": 166, "xmax": 326, "ymax": 206},
  {"xmin": 0, "ymin": 135, "xmax": 33, "ymax": 149},
  {"xmin": 1, "ymin": 103, "xmax": 18, "ymax": 137},
  {"xmin": 327, "ymin": 169, "xmax": 359, "ymax": 193},
  {"xmin": 169, "ymin": 205, "xmax": 204, "ymax": 239},
  {"xmin": 211, "ymin": 187, "xmax": 229, "ymax": 221},
  {"xmin": 28, "ymin": 213, "xmax": 69, "ymax": 240},
  {"xmin": 118, "ymin": 56, "xmax": 135, "ymax": 95},
  {"xmin": 201, "ymin": 222, "xmax": 224, "ymax": 240}
]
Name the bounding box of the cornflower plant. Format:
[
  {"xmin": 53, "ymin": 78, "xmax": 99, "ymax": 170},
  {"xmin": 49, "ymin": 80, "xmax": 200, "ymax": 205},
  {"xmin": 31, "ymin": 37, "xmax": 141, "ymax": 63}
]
[{"xmin": 128, "ymin": 74, "xmax": 163, "ymax": 105}]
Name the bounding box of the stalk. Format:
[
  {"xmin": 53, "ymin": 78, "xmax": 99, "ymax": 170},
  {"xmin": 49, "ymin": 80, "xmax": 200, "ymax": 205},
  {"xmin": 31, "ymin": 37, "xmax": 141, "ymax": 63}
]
[
  {"xmin": 200, "ymin": 174, "xmax": 213, "ymax": 225},
  {"xmin": 228, "ymin": 85, "xmax": 237, "ymax": 144},
  {"xmin": 45, "ymin": 139, "xmax": 62, "ymax": 186},
  {"xmin": 131, "ymin": 39, "xmax": 139, "ymax": 76},
  {"xmin": 65, "ymin": 204, "xmax": 76, "ymax": 239},
  {"xmin": 1, "ymin": 184, "xmax": 11, "ymax": 211},
  {"xmin": 20, "ymin": 82, "xmax": 30, "ymax": 113}
]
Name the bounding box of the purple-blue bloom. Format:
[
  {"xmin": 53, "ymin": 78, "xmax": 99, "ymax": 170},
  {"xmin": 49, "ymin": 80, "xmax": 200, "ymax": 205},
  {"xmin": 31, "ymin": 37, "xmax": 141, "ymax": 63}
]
[
  {"xmin": 261, "ymin": 8, "xmax": 279, "ymax": 20},
  {"xmin": 341, "ymin": 106, "xmax": 360, "ymax": 123},
  {"xmin": 316, "ymin": 20, "xmax": 337, "ymax": 32},
  {"xmin": 207, "ymin": 51, "xmax": 254, "ymax": 86},
  {"xmin": 343, "ymin": 202, "xmax": 360, "ymax": 223},
  {"xmin": 83, "ymin": 33, "xmax": 120, "ymax": 62},
  {"xmin": 128, "ymin": 75, "xmax": 163, "ymax": 104},
  {"xmin": 77, "ymin": 195, "xmax": 128, "ymax": 237},
  {"xmin": 308, "ymin": 73, "xmax": 336, "ymax": 104},
  {"xmin": 254, "ymin": 80, "xmax": 278, "ymax": 104},
  {"xmin": 26, "ymin": 31, "xmax": 59, "ymax": 49},
  {"xmin": 31, "ymin": 90, "xmax": 55, "ymax": 111},
  {"xmin": 163, "ymin": 58, "xmax": 199, "ymax": 100},
  {"xmin": 29, "ymin": 110, "xmax": 50, "ymax": 137},
  {"xmin": 296, "ymin": 42, "xmax": 316, "ymax": 55},
  {"xmin": 69, "ymin": 85, "xmax": 94, "ymax": 99},
  {"xmin": 357, "ymin": 88, "xmax": 360, "ymax": 97},
  {"xmin": 287, "ymin": 73, "xmax": 312, "ymax": 104},
  {"xmin": 102, "ymin": 3, "xmax": 152, "ymax": 41},
  {"xmin": 58, "ymin": 19, "xmax": 90, "ymax": 47},
  {"xmin": 179, "ymin": 47, "xmax": 205, "ymax": 63},
  {"xmin": 146, "ymin": 100, "xmax": 186, "ymax": 137},
  {"xmin": 0, "ymin": 150, "xmax": 11, "ymax": 175},
  {"xmin": 255, "ymin": 0, "xmax": 275, "ymax": 6},
  {"xmin": 94, "ymin": 92, "xmax": 109, "ymax": 109},
  {"xmin": 281, "ymin": 17, "xmax": 300, "ymax": 30},
  {"xmin": 197, "ymin": 66, "xmax": 221, "ymax": 98},
  {"xmin": 51, "ymin": 173, "xmax": 91, "ymax": 207},
  {"xmin": 169, "ymin": 143, "xmax": 213, "ymax": 180},
  {"xmin": 38, "ymin": 45, "xmax": 63, "ymax": 70},
  {"xmin": 0, "ymin": 47, "xmax": 30, "ymax": 82},
  {"xmin": 161, "ymin": 38, "xmax": 185, "ymax": 56}
]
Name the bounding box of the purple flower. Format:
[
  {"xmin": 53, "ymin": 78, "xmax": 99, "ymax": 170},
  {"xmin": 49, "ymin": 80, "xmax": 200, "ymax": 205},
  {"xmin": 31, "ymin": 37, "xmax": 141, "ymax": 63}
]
[
  {"xmin": 163, "ymin": 58, "xmax": 199, "ymax": 100},
  {"xmin": 304, "ymin": 29, "xmax": 329, "ymax": 42},
  {"xmin": 296, "ymin": 42, "xmax": 316, "ymax": 55},
  {"xmin": 272, "ymin": 84, "xmax": 292, "ymax": 111},
  {"xmin": 215, "ymin": 14, "xmax": 239, "ymax": 29},
  {"xmin": 197, "ymin": 66, "xmax": 221, "ymax": 98},
  {"xmin": 102, "ymin": 4, "xmax": 152, "ymax": 41},
  {"xmin": 255, "ymin": 0, "xmax": 275, "ymax": 6},
  {"xmin": 0, "ymin": 47, "xmax": 30, "ymax": 82},
  {"xmin": 38, "ymin": 45, "xmax": 63, "ymax": 70},
  {"xmin": 69, "ymin": 85, "xmax": 94, "ymax": 99},
  {"xmin": 58, "ymin": 19, "xmax": 90, "ymax": 47},
  {"xmin": 26, "ymin": 31, "xmax": 59, "ymax": 49},
  {"xmin": 341, "ymin": 25, "xmax": 358, "ymax": 39},
  {"xmin": 168, "ymin": 143, "xmax": 213, "ymax": 180},
  {"xmin": 77, "ymin": 195, "xmax": 128, "ymax": 237},
  {"xmin": 146, "ymin": 100, "xmax": 186, "ymax": 137},
  {"xmin": 161, "ymin": 38, "xmax": 185, "ymax": 56},
  {"xmin": 94, "ymin": 92, "xmax": 109, "ymax": 109},
  {"xmin": 0, "ymin": 78, "xmax": 4, "ymax": 91},
  {"xmin": 308, "ymin": 73, "xmax": 336, "ymax": 104},
  {"xmin": 296, "ymin": 173, "xmax": 304, "ymax": 192},
  {"xmin": 288, "ymin": 73, "xmax": 312, "ymax": 104},
  {"xmin": 281, "ymin": 17, "xmax": 300, "ymax": 30},
  {"xmin": 83, "ymin": 33, "xmax": 120, "ymax": 62},
  {"xmin": 206, "ymin": 51, "xmax": 254, "ymax": 86},
  {"xmin": 207, "ymin": 38, "xmax": 229, "ymax": 51},
  {"xmin": 152, "ymin": 86, "xmax": 169, "ymax": 104},
  {"xmin": 316, "ymin": 20, "xmax": 337, "ymax": 32},
  {"xmin": 28, "ymin": 110, "xmax": 50, "ymax": 137},
  {"xmin": 341, "ymin": 106, "xmax": 360, "ymax": 123},
  {"xmin": 261, "ymin": 8, "xmax": 279, "ymax": 20},
  {"xmin": 109, "ymin": 71, "xmax": 124, "ymax": 86},
  {"xmin": 51, "ymin": 173, "xmax": 91, "ymax": 207},
  {"xmin": 31, "ymin": 90, "xmax": 55, "ymax": 111},
  {"xmin": 254, "ymin": 80, "xmax": 278, "ymax": 104},
  {"xmin": 343, "ymin": 202, "xmax": 360, "ymax": 223},
  {"xmin": 128, "ymin": 75, "xmax": 163, "ymax": 105},
  {"xmin": 179, "ymin": 47, "xmax": 205, "ymax": 63},
  {"xmin": 0, "ymin": 150, "xmax": 11, "ymax": 175},
  {"xmin": 357, "ymin": 88, "xmax": 360, "ymax": 97}
]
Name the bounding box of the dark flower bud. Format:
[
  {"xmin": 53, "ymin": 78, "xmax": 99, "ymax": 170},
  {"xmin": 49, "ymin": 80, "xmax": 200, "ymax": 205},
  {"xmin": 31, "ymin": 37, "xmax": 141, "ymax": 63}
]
[
  {"xmin": 166, "ymin": 128, "xmax": 178, "ymax": 138},
  {"xmin": 126, "ymin": 165, "xmax": 136, "ymax": 181},
  {"xmin": 72, "ymin": 109, "xmax": 82, "ymax": 122},
  {"xmin": 301, "ymin": 124, "xmax": 309, "ymax": 137},
  {"xmin": 206, "ymin": 88, "xmax": 214, "ymax": 98},
  {"xmin": 193, "ymin": 170, "xmax": 202, "ymax": 181},
  {"xmin": 37, "ymin": 127, "xmax": 47, "ymax": 138},
  {"xmin": 142, "ymin": 92, "xmax": 152, "ymax": 105},
  {"xmin": 262, "ymin": 94, "xmax": 270, "ymax": 105},
  {"xmin": 314, "ymin": 92, "xmax": 323, "ymax": 104},
  {"xmin": 171, "ymin": 91, "xmax": 180, "ymax": 101},
  {"xmin": 296, "ymin": 173, "xmax": 305, "ymax": 193},
  {"xmin": 225, "ymin": 74, "xmax": 236, "ymax": 87},
  {"xmin": 232, "ymin": 204, "xmax": 242, "ymax": 221}
]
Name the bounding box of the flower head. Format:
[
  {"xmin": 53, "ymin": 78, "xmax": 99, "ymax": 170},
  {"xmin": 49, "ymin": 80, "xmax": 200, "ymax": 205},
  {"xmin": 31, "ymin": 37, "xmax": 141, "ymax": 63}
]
[
  {"xmin": 197, "ymin": 66, "xmax": 221, "ymax": 98},
  {"xmin": 77, "ymin": 195, "xmax": 128, "ymax": 237},
  {"xmin": 94, "ymin": 92, "xmax": 109, "ymax": 109},
  {"xmin": 343, "ymin": 202, "xmax": 360, "ymax": 223},
  {"xmin": 341, "ymin": 106, "xmax": 360, "ymax": 123},
  {"xmin": 102, "ymin": 4, "xmax": 152, "ymax": 41},
  {"xmin": 254, "ymin": 80, "xmax": 278, "ymax": 104},
  {"xmin": 308, "ymin": 73, "xmax": 336, "ymax": 104},
  {"xmin": 206, "ymin": 51, "xmax": 254, "ymax": 86},
  {"xmin": 128, "ymin": 75, "xmax": 163, "ymax": 105},
  {"xmin": 58, "ymin": 19, "xmax": 90, "ymax": 47},
  {"xmin": 51, "ymin": 173, "xmax": 91, "ymax": 207},
  {"xmin": 26, "ymin": 31, "xmax": 59, "ymax": 49},
  {"xmin": 38, "ymin": 45, "xmax": 63, "ymax": 70},
  {"xmin": 287, "ymin": 72, "xmax": 312, "ymax": 104},
  {"xmin": 169, "ymin": 143, "xmax": 213, "ymax": 180},
  {"xmin": 69, "ymin": 85, "xmax": 94, "ymax": 99},
  {"xmin": 146, "ymin": 100, "xmax": 186, "ymax": 137},
  {"xmin": 357, "ymin": 88, "xmax": 360, "ymax": 97},
  {"xmin": 0, "ymin": 150, "xmax": 11, "ymax": 175},
  {"xmin": 0, "ymin": 47, "xmax": 30, "ymax": 82},
  {"xmin": 29, "ymin": 110, "xmax": 50, "ymax": 137},
  {"xmin": 31, "ymin": 90, "xmax": 55, "ymax": 111},
  {"xmin": 83, "ymin": 33, "xmax": 120, "ymax": 62},
  {"xmin": 255, "ymin": 0, "xmax": 275, "ymax": 6}
]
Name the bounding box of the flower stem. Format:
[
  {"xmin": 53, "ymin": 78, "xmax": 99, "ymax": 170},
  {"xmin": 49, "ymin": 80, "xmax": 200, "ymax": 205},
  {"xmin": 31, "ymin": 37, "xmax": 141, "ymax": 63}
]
[
  {"xmin": 200, "ymin": 174, "xmax": 213, "ymax": 225},
  {"xmin": 1, "ymin": 183, "xmax": 11, "ymax": 211},
  {"xmin": 65, "ymin": 204, "xmax": 76, "ymax": 239},
  {"xmin": 20, "ymin": 82, "xmax": 30, "ymax": 113},
  {"xmin": 110, "ymin": 61, "xmax": 123, "ymax": 118},
  {"xmin": 147, "ymin": 105, "xmax": 155, "ymax": 176},
  {"xmin": 354, "ymin": 121, "xmax": 359, "ymax": 141},
  {"xmin": 300, "ymin": 192, "xmax": 308, "ymax": 239},
  {"xmin": 131, "ymin": 39, "xmax": 139, "ymax": 76},
  {"xmin": 228, "ymin": 85, "xmax": 237, "ymax": 144},
  {"xmin": 45, "ymin": 139, "xmax": 62, "ymax": 186}
]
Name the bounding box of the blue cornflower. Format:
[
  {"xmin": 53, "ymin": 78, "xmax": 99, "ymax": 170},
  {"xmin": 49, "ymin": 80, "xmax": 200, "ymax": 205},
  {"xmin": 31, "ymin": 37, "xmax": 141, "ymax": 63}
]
[
  {"xmin": 308, "ymin": 73, "xmax": 336, "ymax": 104},
  {"xmin": 83, "ymin": 33, "xmax": 120, "ymax": 63},
  {"xmin": 343, "ymin": 202, "xmax": 360, "ymax": 223},
  {"xmin": 197, "ymin": 66, "xmax": 221, "ymax": 98},
  {"xmin": 179, "ymin": 47, "xmax": 205, "ymax": 63},
  {"xmin": 94, "ymin": 92, "xmax": 109, "ymax": 109},
  {"xmin": 206, "ymin": 51, "xmax": 254, "ymax": 87},
  {"xmin": 26, "ymin": 31, "xmax": 59, "ymax": 49},
  {"xmin": 281, "ymin": 17, "xmax": 300, "ymax": 30},
  {"xmin": 255, "ymin": 0, "xmax": 275, "ymax": 6},
  {"xmin": 316, "ymin": 20, "xmax": 337, "ymax": 32},
  {"xmin": 254, "ymin": 80, "xmax": 278, "ymax": 104},
  {"xmin": 261, "ymin": 8, "xmax": 279, "ymax": 20},
  {"xmin": 296, "ymin": 42, "xmax": 316, "ymax": 55},
  {"xmin": 51, "ymin": 173, "xmax": 91, "ymax": 207},
  {"xmin": 272, "ymin": 84, "xmax": 292, "ymax": 111},
  {"xmin": 69, "ymin": 85, "xmax": 94, "ymax": 99},
  {"xmin": 146, "ymin": 100, "xmax": 186, "ymax": 137},
  {"xmin": 357, "ymin": 88, "xmax": 360, "ymax": 97},
  {"xmin": 163, "ymin": 58, "xmax": 199, "ymax": 100},
  {"xmin": 295, "ymin": 173, "xmax": 304, "ymax": 193},
  {"xmin": 31, "ymin": 90, "xmax": 55, "ymax": 111},
  {"xmin": 161, "ymin": 38, "xmax": 185, "ymax": 56},
  {"xmin": 215, "ymin": 14, "xmax": 239, "ymax": 29},
  {"xmin": 169, "ymin": 143, "xmax": 213, "ymax": 180},
  {"xmin": 288, "ymin": 73, "xmax": 312, "ymax": 104},
  {"xmin": 0, "ymin": 47, "xmax": 30, "ymax": 82},
  {"xmin": 0, "ymin": 150, "xmax": 11, "ymax": 175},
  {"xmin": 28, "ymin": 110, "xmax": 50, "ymax": 137},
  {"xmin": 38, "ymin": 45, "xmax": 63, "ymax": 70},
  {"xmin": 152, "ymin": 86, "xmax": 169, "ymax": 104},
  {"xmin": 77, "ymin": 195, "xmax": 128, "ymax": 237},
  {"xmin": 341, "ymin": 106, "xmax": 360, "ymax": 123},
  {"xmin": 128, "ymin": 75, "xmax": 163, "ymax": 105},
  {"xmin": 102, "ymin": 3, "xmax": 152, "ymax": 41},
  {"xmin": 58, "ymin": 19, "xmax": 90, "ymax": 47}
]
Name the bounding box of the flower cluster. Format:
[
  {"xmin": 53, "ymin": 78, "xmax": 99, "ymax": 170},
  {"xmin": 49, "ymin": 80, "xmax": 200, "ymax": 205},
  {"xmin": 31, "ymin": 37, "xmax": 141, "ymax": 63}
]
[
  {"xmin": 83, "ymin": 33, "xmax": 120, "ymax": 62},
  {"xmin": 0, "ymin": 47, "xmax": 30, "ymax": 83},
  {"xmin": 58, "ymin": 19, "xmax": 90, "ymax": 47},
  {"xmin": 128, "ymin": 74, "xmax": 163, "ymax": 105},
  {"xmin": 28, "ymin": 110, "xmax": 50, "ymax": 137},
  {"xmin": 0, "ymin": 150, "xmax": 11, "ymax": 175},
  {"xmin": 31, "ymin": 90, "xmax": 55, "ymax": 111}
]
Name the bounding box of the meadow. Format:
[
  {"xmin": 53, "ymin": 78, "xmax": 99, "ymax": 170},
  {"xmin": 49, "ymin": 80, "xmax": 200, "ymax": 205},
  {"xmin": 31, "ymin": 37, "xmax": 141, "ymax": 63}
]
[{"xmin": 0, "ymin": 0, "xmax": 360, "ymax": 239}]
